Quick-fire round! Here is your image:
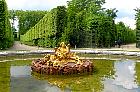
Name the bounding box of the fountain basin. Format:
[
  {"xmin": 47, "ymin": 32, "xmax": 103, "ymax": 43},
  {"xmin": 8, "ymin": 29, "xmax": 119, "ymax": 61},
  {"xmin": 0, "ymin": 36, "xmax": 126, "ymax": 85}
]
[
  {"xmin": 31, "ymin": 59, "xmax": 93, "ymax": 75},
  {"xmin": 31, "ymin": 42, "xmax": 94, "ymax": 75}
]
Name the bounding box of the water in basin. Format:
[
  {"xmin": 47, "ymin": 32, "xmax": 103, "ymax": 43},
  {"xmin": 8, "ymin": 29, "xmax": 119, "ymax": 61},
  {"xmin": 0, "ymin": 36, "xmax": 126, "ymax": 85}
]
[{"xmin": 0, "ymin": 54, "xmax": 140, "ymax": 92}]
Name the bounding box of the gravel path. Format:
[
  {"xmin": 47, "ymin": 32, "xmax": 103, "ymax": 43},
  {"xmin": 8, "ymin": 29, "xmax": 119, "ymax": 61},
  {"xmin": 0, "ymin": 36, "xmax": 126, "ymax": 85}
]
[
  {"xmin": 7, "ymin": 41, "xmax": 140, "ymax": 52},
  {"xmin": 0, "ymin": 41, "xmax": 138, "ymax": 56},
  {"xmin": 8, "ymin": 41, "xmax": 47, "ymax": 51},
  {"xmin": 97, "ymin": 43, "xmax": 140, "ymax": 51}
]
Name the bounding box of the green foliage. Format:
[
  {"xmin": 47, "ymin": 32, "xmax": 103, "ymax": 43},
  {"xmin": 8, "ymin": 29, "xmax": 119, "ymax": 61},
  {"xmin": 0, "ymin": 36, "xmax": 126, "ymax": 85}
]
[
  {"xmin": 65, "ymin": 0, "xmax": 117, "ymax": 48},
  {"xmin": 116, "ymin": 22, "xmax": 136, "ymax": 44},
  {"xmin": 0, "ymin": 0, "xmax": 14, "ymax": 50},
  {"xmin": 21, "ymin": 6, "xmax": 67, "ymax": 47},
  {"xmin": 86, "ymin": 14, "xmax": 117, "ymax": 48},
  {"xmin": 136, "ymin": 30, "xmax": 140, "ymax": 47},
  {"xmin": 135, "ymin": 9, "xmax": 140, "ymax": 48},
  {"xmin": 9, "ymin": 10, "xmax": 48, "ymax": 39},
  {"xmin": 55, "ymin": 6, "xmax": 67, "ymax": 43},
  {"xmin": 21, "ymin": 0, "xmax": 135, "ymax": 48}
]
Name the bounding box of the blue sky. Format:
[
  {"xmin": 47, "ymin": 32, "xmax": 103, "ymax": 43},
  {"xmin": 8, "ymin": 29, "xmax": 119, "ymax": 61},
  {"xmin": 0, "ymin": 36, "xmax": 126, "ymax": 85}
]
[{"xmin": 6, "ymin": 0, "xmax": 140, "ymax": 29}]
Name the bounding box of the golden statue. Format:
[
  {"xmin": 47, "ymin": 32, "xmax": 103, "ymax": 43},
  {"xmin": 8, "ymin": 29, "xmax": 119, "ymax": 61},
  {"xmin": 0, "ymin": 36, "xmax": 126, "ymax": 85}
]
[
  {"xmin": 44, "ymin": 42, "xmax": 81, "ymax": 66},
  {"xmin": 31, "ymin": 42, "xmax": 93, "ymax": 75}
]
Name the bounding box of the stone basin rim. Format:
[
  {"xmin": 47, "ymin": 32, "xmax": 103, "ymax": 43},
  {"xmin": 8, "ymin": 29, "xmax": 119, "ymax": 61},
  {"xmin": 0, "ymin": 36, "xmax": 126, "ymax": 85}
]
[{"xmin": 0, "ymin": 50, "xmax": 140, "ymax": 56}]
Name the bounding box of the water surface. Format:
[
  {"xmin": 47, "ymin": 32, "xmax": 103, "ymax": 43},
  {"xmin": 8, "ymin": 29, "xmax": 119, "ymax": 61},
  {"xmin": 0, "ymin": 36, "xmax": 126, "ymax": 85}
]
[{"xmin": 0, "ymin": 54, "xmax": 140, "ymax": 92}]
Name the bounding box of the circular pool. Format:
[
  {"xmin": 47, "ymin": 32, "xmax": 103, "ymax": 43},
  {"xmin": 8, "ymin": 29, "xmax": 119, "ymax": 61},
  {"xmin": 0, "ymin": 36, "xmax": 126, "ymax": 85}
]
[{"xmin": 0, "ymin": 54, "xmax": 140, "ymax": 92}]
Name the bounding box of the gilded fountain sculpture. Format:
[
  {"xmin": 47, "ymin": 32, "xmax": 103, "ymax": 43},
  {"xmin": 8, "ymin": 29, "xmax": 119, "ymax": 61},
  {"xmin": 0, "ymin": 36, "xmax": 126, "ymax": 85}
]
[{"xmin": 31, "ymin": 42, "xmax": 93, "ymax": 75}]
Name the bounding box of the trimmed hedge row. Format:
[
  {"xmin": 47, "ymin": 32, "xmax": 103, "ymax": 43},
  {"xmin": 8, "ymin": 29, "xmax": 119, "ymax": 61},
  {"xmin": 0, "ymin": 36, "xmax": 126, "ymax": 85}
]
[{"xmin": 21, "ymin": 6, "xmax": 67, "ymax": 47}]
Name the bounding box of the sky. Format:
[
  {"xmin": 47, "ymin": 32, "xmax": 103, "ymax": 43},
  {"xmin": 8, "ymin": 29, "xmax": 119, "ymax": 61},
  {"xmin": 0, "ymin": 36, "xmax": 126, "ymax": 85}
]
[{"xmin": 6, "ymin": 0, "xmax": 140, "ymax": 29}]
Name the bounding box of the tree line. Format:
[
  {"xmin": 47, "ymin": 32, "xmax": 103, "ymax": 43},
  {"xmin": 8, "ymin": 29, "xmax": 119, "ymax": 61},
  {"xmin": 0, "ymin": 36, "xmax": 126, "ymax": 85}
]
[
  {"xmin": 9, "ymin": 10, "xmax": 48, "ymax": 40},
  {"xmin": 0, "ymin": 0, "xmax": 14, "ymax": 50},
  {"xmin": 14, "ymin": 0, "xmax": 136, "ymax": 48}
]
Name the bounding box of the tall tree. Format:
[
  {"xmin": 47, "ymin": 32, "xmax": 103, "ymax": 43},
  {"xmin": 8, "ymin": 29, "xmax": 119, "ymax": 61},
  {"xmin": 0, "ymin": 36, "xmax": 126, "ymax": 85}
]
[
  {"xmin": 66, "ymin": 0, "xmax": 105, "ymax": 47},
  {"xmin": 0, "ymin": 0, "xmax": 14, "ymax": 49},
  {"xmin": 116, "ymin": 22, "xmax": 136, "ymax": 45},
  {"xmin": 135, "ymin": 8, "xmax": 140, "ymax": 47},
  {"xmin": 55, "ymin": 6, "xmax": 67, "ymax": 44}
]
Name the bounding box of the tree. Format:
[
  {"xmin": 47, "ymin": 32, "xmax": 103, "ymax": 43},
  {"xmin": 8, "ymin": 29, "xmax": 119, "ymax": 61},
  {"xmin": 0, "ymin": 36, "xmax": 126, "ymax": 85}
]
[
  {"xmin": 55, "ymin": 6, "xmax": 67, "ymax": 44},
  {"xmin": 21, "ymin": 0, "xmax": 135, "ymax": 48},
  {"xmin": 10, "ymin": 10, "xmax": 48, "ymax": 40},
  {"xmin": 135, "ymin": 8, "xmax": 140, "ymax": 47},
  {"xmin": 0, "ymin": 0, "xmax": 14, "ymax": 49},
  {"xmin": 116, "ymin": 22, "xmax": 136, "ymax": 45}
]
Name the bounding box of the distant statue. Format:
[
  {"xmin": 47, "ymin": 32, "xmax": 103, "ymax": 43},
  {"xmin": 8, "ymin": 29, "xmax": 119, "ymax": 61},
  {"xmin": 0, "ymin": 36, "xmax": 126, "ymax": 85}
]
[{"xmin": 117, "ymin": 39, "xmax": 122, "ymax": 48}]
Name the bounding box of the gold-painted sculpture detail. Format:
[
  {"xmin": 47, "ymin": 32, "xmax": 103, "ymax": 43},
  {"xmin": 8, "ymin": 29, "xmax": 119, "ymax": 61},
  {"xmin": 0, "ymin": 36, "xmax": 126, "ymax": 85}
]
[{"xmin": 43, "ymin": 42, "xmax": 82, "ymax": 66}]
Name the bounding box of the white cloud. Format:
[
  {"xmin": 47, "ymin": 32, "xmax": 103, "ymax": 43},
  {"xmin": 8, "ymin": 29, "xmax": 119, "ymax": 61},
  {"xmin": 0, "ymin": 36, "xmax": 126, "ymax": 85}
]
[
  {"xmin": 103, "ymin": 0, "xmax": 137, "ymax": 21},
  {"xmin": 6, "ymin": 0, "xmax": 69, "ymax": 10},
  {"xmin": 115, "ymin": 17, "xmax": 136, "ymax": 29},
  {"xmin": 103, "ymin": 0, "xmax": 140, "ymax": 11},
  {"xmin": 103, "ymin": 0, "xmax": 140, "ymax": 29}
]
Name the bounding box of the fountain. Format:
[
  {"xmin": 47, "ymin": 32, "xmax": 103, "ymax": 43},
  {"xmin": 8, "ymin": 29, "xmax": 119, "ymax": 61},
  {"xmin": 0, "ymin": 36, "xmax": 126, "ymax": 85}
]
[{"xmin": 31, "ymin": 42, "xmax": 93, "ymax": 75}]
